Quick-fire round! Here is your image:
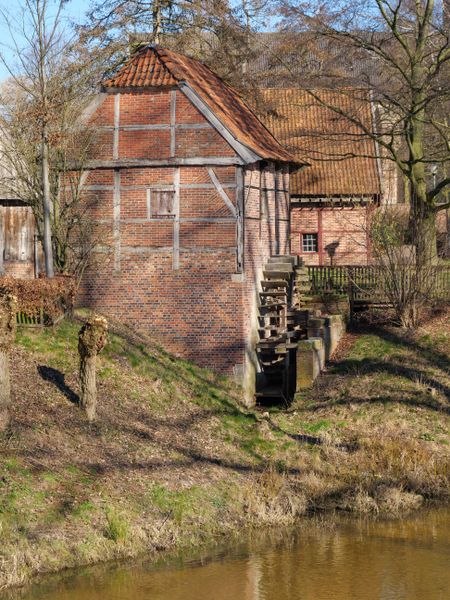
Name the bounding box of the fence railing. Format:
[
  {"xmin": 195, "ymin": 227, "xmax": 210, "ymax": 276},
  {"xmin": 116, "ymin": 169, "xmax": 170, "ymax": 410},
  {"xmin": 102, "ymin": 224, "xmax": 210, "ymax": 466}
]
[{"xmin": 307, "ymin": 265, "xmax": 450, "ymax": 304}]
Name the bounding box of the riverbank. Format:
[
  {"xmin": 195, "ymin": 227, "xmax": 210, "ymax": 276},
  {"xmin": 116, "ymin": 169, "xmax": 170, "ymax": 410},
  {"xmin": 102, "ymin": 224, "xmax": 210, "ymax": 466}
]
[{"xmin": 1, "ymin": 310, "xmax": 449, "ymax": 590}]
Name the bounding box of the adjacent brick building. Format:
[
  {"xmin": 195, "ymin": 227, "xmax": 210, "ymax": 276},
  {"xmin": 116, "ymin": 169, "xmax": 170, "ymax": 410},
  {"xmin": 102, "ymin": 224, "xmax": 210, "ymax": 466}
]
[
  {"xmin": 72, "ymin": 45, "xmax": 301, "ymax": 391},
  {"xmin": 260, "ymin": 88, "xmax": 390, "ymax": 266}
]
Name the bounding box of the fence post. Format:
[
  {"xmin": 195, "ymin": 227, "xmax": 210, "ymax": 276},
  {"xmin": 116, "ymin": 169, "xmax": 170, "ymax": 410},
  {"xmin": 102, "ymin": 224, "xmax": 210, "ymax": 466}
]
[{"xmin": 347, "ymin": 267, "xmax": 355, "ymax": 322}]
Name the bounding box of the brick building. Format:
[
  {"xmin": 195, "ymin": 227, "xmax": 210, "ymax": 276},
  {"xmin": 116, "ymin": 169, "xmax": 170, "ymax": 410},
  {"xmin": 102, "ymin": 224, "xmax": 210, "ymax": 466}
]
[
  {"xmin": 72, "ymin": 45, "xmax": 301, "ymax": 390},
  {"xmin": 260, "ymin": 88, "xmax": 389, "ymax": 266}
]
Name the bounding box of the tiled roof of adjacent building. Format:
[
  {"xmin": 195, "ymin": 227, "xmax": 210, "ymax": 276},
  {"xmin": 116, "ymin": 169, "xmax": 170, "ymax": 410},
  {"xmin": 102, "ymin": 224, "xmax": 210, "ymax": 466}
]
[
  {"xmin": 103, "ymin": 45, "xmax": 300, "ymax": 165},
  {"xmin": 259, "ymin": 88, "xmax": 381, "ymax": 197}
]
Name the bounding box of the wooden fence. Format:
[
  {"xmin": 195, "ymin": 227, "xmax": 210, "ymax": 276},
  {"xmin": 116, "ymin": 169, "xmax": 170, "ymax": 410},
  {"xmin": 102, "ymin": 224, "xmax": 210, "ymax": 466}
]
[{"xmin": 307, "ymin": 265, "xmax": 450, "ymax": 305}]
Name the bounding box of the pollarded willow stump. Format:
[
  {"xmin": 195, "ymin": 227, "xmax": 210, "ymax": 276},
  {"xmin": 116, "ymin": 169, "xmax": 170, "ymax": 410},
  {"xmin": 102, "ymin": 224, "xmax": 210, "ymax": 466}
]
[
  {"xmin": 78, "ymin": 315, "xmax": 108, "ymax": 422},
  {"xmin": 0, "ymin": 294, "xmax": 17, "ymax": 432}
]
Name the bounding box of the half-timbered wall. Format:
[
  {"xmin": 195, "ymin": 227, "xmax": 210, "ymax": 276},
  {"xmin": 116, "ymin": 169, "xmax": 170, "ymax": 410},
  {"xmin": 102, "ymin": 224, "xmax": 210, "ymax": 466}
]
[{"xmin": 77, "ymin": 87, "xmax": 289, "ymax": 378}]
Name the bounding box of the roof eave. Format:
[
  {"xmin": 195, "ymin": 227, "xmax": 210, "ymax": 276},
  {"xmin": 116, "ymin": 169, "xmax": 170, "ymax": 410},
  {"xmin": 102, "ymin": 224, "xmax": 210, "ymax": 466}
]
[{"xmin": 179, "ymin": 82, "xmax": 263, "ymax": 164}]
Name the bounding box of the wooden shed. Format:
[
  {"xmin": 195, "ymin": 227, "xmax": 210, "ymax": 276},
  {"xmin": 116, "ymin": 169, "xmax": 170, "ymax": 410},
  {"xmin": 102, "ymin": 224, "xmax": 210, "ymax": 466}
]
[{"xmin": 0, "ymin": 159, "xmax": 36, "ymax": 278}]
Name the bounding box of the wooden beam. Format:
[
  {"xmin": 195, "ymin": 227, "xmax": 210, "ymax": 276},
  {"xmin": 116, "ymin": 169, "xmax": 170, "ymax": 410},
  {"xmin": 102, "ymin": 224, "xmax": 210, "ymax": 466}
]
[
  {"xmin": 96, "ymin": 123, "xmax": 212, "ymax": 131},
  {"xmin": 170, "ymin": 90, "xmax": 176, "ymax": 157},
  {"xmin": 64, "ymin": 182, "xmax": 237, "ymax": 192},
  {"xmin": 103, "ymin": 85, "xmax": 177, "ymax": 94},
  {"xmin": 73, "ymin": 157, "xmax": 245, "ymax": 169},
  {"xmin": 113, "ymin": 94, "xmax": 120, "ymax": 160},
  {"xmin": 236, "ymin": 166, "xmax": 244, "ymax": 273},
  {"xmin": 208, "ymin": 168, "xmax": 237, "ymax": 217},
  {"xmin": 93, "ymin": 217, "xmax": 236, "ymax": 225},
  {"xmin": 173, "ymin": 167, "xmax": 180, "ymax": 270},
  {"xmin": 113, "ymin": 169, "xmax": 121, "ymax": 271}
]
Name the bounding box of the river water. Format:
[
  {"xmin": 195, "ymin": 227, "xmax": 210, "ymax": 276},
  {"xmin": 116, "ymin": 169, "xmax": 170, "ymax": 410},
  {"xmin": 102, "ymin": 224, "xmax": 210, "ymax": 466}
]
[{"xmin": 16, "ymin": 507, "xmax": 450, "ymax": 600}]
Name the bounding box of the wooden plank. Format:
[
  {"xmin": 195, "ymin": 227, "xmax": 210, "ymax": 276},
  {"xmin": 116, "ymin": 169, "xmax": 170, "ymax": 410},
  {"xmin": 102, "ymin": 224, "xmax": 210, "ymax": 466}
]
[
  {"xmin": 113, "ymin": 169, "xmax": 121, "ymax": 272},
  {"xmin": 74, "ymin": 157, "xmax": 245, "ymax": 169},
  {"xmin": 236, "ymin": 166, "xmax": 244, "ymax": 273},
  {"xmin": 170, "ymin": 90, "xmax": 176, "ymax": 158},
  {"xmin": 113, "ymin": 93, "xmax": 120, "ymax": 160}
]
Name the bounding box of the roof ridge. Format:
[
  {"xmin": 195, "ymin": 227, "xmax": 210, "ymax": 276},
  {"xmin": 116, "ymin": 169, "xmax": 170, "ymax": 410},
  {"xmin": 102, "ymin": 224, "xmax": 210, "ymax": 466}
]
[
  {"xmin": 150, "ymin": 45, "xmax": 184, "ymax": 82},
  {"xmin": 103, "ymin": 45, "xmax": 179, "ymax": 89},
  {"xmin": 101, "ymin": 44, "xmax": 299, "ymax": 164}
]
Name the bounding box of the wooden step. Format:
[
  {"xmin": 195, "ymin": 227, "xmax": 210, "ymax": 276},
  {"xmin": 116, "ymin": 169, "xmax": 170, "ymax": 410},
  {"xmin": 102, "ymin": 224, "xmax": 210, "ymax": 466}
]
[
  {"xmin": 261, "ymin": 280, "xmax": 289, "ymax": 289},
  {"xmin": 263, "ymin": 270, "xmax": 292, "ymax": 280},
  {"xmin": 258, "ymin": 326, "xmax": 284, "ymax": 333},
  {"xmin": 259, "ymin": 291, "xmax": 288, "ymax": 298},
  {"xmin": 268, "ymin": 255, "xmax": 297, "ymax": 265},
  {"xmin": 259, "ymin": 303, "xmax": 285, "ymax": 312},
  {"xmin": 260, "ymin": 357, "xmax": 285, "ymax": 366},
  {"xmin": 257, "ymin": 342, "xmax": 287, "ymax": 353},
  {"xmin": 264, "ymin": 263, "xmax": 293, "ymax": 273},
  {"xmin": 255, "ymin": 387, "xmax": 285, "ymax": 399}
]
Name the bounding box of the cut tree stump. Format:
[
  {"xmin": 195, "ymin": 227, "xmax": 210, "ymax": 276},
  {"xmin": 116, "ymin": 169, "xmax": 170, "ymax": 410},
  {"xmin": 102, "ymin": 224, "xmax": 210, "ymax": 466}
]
[
  {"xmin": 78, "ymin": 315, "xmax": 108, "ymax": 423},
  {"xmin": 0, "ymin": 294, "xmax": 17, "ymax": 432}
]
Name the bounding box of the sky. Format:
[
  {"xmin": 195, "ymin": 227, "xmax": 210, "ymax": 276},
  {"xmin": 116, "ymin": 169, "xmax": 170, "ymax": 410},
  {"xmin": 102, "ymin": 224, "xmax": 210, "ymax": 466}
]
[{"xmin": 0, "ymin": 0, "xmax": 91, "ymax": 80}]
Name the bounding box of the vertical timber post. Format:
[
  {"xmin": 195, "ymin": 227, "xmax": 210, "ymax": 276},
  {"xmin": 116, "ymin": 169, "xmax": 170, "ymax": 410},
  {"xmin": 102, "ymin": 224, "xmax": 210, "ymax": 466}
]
[
  {"xmin": 236, "ymin": 166, "xmax": 244, "ymax": 273},
  {"xmin": 173, "ymin": 167, "xmax": 180, "ymax": 270}
]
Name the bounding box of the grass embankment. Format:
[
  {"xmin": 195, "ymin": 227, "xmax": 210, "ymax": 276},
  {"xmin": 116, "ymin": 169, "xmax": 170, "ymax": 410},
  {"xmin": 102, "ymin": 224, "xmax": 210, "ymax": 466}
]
[{"xmin": 1, "ymin": 310, "xmax": 449, "ymax": 590}]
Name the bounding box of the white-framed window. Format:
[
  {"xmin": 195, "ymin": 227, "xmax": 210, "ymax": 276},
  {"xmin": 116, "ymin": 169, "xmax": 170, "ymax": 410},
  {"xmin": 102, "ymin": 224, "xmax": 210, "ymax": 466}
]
[
  {"xmin": 302, "ymin": 233, "xmax": 318, "ymax": 253},
  {"xmin": 147, "ymin": 188, "xmax": 175, "ymax": 218}
]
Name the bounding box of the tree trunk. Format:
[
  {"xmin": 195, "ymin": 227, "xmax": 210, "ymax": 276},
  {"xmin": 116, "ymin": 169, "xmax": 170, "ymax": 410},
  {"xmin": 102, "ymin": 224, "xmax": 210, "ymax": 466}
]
[
  {"xmin": 78, "ymin": 315, "xmax": 107, "ymax": 422},
  {"xmin": 410, "ymin": 184, "xmax": 437, "ymax": 267},
  {"xmin": 0, "ymin": 294, "xmax": 17, "ymax": 433},
  {"xmin": 79, "ymin": 354, "xmax": 97, "ymax": 422},
  {"xmin": 0, "ymin": 350, "xmax": 11, "ymax": 432},
  {"xmin": 152, "ymin": 0, "xmax": 162, "ymax": 44},
  {"xmin": 41, "ymin": 130, "xmax": 54, "ymax": 278}
]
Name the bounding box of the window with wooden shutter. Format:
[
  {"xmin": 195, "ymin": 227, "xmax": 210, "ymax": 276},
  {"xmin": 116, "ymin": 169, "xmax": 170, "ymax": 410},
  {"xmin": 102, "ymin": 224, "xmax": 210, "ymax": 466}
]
[{"xmin": 147, "ymin": 189, "xmax": 175, "ymax": 218}]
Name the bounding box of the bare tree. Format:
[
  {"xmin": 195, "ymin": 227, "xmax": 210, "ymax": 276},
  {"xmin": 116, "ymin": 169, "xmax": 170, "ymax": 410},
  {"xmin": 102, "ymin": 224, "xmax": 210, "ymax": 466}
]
[
  {"xmin": 273, "ymin": 0, "xmax": 450, "ymax": 266},
  {"xmin": 83, "ymin": 0, "xmax": 273, "ymax": 95},
  {"xmin": 369, "ymin": 205, "xmax": 441, "ymax": 326},
  {"xmin": 0, "ymin": 0, "xmax": 104, "ymax": 277}
]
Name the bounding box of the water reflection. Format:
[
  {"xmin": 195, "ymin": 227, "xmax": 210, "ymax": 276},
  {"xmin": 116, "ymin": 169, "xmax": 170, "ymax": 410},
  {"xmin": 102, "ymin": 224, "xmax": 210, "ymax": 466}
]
[{"xmin": 15, "ymin": 508, "xmax": 450, "ymax": 600}]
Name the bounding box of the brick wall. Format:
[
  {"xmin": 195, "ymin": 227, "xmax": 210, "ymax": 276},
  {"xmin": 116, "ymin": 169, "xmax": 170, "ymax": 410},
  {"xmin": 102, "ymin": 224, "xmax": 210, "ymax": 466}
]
[
  {"xmin": 77, "ymin": 87, "xmax": 255, "ymax": 375},
  {"xmin": 75, "ymin": 86, "xmax": 293, "ymax": 382},
  {"xmin": 241, "ymin": 162, "xmax": 290, "ymax": 392},
  {"xmin": 3, "ymin": 261, "xmax": 35, "ymax": 279},
  {"xmin": 291, "ymin": 204, "xmax": 370, "ymax": 265}
]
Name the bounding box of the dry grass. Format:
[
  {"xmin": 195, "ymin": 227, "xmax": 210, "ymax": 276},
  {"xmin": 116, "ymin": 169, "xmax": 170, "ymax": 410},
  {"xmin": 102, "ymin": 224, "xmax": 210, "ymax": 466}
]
[{"xmin": 0, "ymin": 309, "xmax": 449, "ymax": 590}]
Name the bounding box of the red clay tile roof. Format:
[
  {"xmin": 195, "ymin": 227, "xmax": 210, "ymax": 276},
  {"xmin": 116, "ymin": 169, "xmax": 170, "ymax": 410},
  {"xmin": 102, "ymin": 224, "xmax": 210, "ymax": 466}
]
[
  {"xmin": 103, "ymin": 46, "xmax": 300, "ymax": 164},
  {"xmin": 260, "ymin": 88, "xmax": 381, "ymax": 197}
]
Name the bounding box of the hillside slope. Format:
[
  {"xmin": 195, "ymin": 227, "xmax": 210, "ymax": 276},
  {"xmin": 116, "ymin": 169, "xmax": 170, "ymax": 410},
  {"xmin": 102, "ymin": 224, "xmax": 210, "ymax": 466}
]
[{"xmin": 1, "ymin": 311, "xmax": 449, "ymax": 589}]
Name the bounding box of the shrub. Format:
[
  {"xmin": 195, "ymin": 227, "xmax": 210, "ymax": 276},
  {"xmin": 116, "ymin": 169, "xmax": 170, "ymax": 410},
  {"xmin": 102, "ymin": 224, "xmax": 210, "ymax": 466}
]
[{"xmin": 0, "ymin": 276, "xmax": 75, "ymax": 323}]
